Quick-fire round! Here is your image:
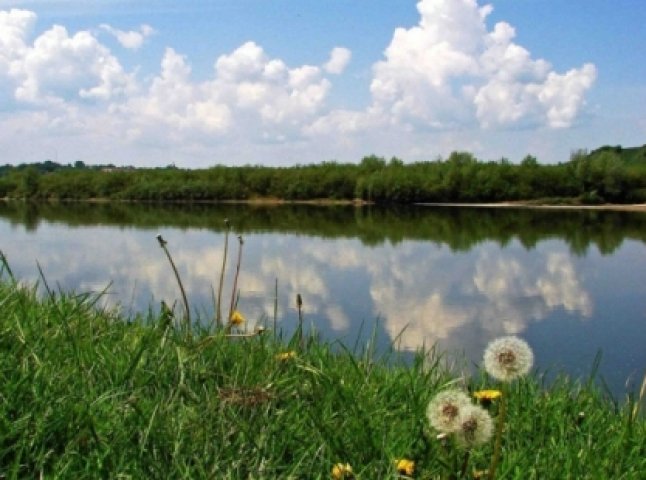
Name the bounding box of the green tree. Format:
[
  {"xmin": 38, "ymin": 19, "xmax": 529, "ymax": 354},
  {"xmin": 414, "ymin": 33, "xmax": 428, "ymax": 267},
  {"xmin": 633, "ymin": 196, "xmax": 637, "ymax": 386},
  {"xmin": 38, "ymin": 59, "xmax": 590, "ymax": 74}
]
[{"xmin": 21, "ymin": 167, "xmax": 40, "ymax": 198}]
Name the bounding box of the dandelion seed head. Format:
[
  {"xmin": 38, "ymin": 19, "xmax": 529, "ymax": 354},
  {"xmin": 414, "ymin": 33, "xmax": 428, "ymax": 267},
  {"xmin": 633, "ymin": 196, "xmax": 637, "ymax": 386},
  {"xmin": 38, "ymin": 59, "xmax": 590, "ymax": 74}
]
[
  {"xmin": 483, "ymin": 336, "xmax": 534, "ymax": 382},
  {"xmin": 455, "ymin": 404, "xmax": 493, "ymax": 449},
  {"xmin": 426, "ymin": 389, "xmax": 471, "ymax": 433}
]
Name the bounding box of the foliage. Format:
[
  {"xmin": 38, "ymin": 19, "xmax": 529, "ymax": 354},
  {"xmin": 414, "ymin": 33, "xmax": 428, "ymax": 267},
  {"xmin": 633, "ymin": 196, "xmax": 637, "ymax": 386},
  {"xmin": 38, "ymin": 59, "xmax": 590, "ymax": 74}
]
[{"xmin": 2, "ymin": 145, "xmax": 646, "ymax": 204}]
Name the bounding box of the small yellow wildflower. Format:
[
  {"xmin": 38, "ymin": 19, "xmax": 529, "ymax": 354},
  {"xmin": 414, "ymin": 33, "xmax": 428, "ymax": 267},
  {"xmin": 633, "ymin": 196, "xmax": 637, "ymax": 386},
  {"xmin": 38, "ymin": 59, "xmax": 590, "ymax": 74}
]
[
  {"xmin": 331, "ymin": 462, "xmax": 354, "ymax": 479},
  {"xmin": 229, "ymin": 310, "xmax": 245, "ymax": 326},
  {"xmin": 473, "ymin": 390, "xmax": 502, "ymax": 401},
  {"xmin": 395, "ymin": 458, "xmax": 415, "ymax": 476},
  {"xmin": 275, "ymin": 351, "xmax": 297, "ymax": 361}
]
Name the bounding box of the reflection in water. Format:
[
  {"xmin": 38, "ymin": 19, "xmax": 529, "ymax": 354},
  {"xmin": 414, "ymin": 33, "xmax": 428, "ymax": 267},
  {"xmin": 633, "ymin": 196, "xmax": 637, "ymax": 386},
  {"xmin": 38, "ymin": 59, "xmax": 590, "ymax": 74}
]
[
  {"xmin": 1, "ymin": 202, "xmax": 645, "ymax": 397},
  {"xmin": 2, "ymin": 201, "xmax": 646, "ymax": 253}
]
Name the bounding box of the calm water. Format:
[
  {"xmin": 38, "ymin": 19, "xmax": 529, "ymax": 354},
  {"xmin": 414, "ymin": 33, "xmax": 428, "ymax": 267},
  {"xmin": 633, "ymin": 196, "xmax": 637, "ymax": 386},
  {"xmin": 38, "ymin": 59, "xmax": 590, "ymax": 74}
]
[{"xmin": 1, "ymin": 202, "xmax": 645, "ymax": 397}]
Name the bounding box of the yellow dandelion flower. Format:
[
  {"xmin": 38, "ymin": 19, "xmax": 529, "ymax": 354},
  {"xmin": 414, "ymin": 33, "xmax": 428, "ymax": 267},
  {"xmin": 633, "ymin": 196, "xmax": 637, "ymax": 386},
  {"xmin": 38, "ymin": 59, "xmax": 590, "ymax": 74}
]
[
  {"xmin": 473, "ymin": 389, "xmax": 502, "ymax": 406},
  {"xmin": 395, "ymin": 458, "xmax": 415, "ymax": 476},
  {"xmin": 229, "ymin": 310, "xmax": 245, "ymax": 326},
  {"xmin": 276, "ymin": 351, "xmax": 297, "ymax": 361},
  {"xmin": 331, "ymin": 462, "xmax": 354, "ymax": 479}
]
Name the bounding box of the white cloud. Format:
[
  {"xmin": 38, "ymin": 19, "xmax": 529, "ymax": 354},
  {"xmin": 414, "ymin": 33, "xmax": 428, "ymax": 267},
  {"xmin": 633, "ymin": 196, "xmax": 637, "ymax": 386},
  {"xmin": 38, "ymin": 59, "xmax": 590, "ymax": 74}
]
[
  {"xmin": 215, "ymin": 42, "xmax": 330, "ymax": 125},
  {"xmin": 0, "ymin": 10, "xmax": 135, "ymax": 105},
  {"xmin": 115, "ymin": 47, "xmax": 231, "ymax": 139},
  {"xmin": 324, "ymin": 47, "xmax": 351, "ymax": 75},
  {"xmin": 215, "ymin": 41, "xmax": 267, "ymax": 82},
  {"xmin": 0, "ymin": 9, "xmax": 34, "ymax": 63},
  {"xmin": 536, "ymin": 64, "xmax": 597, "ymax": 128},
  {"xmin": 115, "ymin": 41, "xmax": 333, "ymax": 145},
  {"xmin": 0, "ymin": 8, "xmax": 35, "ymax": 101},
  {"xmin": 100, "ymin": 23, "xmax": 155, "ymax": 50},
  {"xmin": 365, "ymin": 0, "xmax": 596, "ymax": 130}
]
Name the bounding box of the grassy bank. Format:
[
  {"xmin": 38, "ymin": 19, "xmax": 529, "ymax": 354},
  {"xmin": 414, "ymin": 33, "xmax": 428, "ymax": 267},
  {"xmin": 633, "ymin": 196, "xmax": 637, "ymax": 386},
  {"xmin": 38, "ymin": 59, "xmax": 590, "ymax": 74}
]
[{"xmin": 1, "ymin": 278, "xmax": 645, "ymax": 479}]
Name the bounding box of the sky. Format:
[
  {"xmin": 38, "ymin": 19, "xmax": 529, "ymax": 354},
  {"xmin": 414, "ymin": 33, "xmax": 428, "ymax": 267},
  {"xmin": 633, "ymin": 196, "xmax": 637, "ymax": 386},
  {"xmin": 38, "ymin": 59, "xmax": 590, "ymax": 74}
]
[{"xmin": 1, "ymin": 0, "xmax": 644, "ymax": 168}]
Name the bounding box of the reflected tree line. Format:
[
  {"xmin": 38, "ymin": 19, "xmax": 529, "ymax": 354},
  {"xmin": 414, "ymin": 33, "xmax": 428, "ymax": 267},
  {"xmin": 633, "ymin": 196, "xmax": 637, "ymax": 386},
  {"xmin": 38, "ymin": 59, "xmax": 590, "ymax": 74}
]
[
  {"xmin": 2, "ymin": 145, "xmax": 646, "ymax": 204},
  {"xmin": 2, "ymin": 201, "xmax": 645, "ymax": 256}
]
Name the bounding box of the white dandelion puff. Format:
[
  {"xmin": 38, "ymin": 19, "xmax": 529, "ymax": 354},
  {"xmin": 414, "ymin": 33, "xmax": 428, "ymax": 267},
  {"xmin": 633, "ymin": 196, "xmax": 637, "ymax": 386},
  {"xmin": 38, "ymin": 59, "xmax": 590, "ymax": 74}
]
[
  {"xmin": 454, "ymin": 404, "xmax": 494, "ymax": 449},
  {"xmin": 426, "ymin": 389, "xmax": 471, "ymax": 433},
  {"xmin": 483, "ymin": 336, "xmax": 534, "ymax": 382}
]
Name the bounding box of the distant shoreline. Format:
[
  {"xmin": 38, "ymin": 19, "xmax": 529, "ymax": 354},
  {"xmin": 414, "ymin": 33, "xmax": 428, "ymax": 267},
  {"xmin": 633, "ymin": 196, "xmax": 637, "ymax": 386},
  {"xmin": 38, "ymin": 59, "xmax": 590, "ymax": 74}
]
[
  {"xmin": 416, "ymin": 202, "xmax": 646, "ymax": 212},
  {"xmin": 4, "ymin": 196, "xmax": 646, "ymax": 211}
]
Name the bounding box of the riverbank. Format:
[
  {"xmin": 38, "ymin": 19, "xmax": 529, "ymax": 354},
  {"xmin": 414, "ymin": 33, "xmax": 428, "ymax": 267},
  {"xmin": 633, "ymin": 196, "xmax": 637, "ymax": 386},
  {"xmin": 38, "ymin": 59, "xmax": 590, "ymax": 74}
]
[
  {"xmin": 417, "ymin": 201, "xmax": 646, "ymax": 212},
  {"xmin": 1, "ymin": 277, "xmax": 644, "ymax": 478},
  {"xmin": 6, "ymin": 195, "xmax": 646, "ymax": 212}
]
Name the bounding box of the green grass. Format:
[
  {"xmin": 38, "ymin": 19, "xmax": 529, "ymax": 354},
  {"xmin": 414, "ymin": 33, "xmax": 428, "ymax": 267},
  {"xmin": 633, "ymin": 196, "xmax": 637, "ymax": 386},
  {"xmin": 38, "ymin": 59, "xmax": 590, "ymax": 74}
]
[{"xmin": 1, "ymin": 279, "xmax": 645, "ymax": 479}]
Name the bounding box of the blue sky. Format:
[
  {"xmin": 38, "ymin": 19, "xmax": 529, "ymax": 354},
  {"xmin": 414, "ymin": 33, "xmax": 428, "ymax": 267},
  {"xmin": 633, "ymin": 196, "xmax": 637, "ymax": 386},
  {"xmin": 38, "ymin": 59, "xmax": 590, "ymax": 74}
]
[{"xmin": 1, "ymin": 0, "xmax": 644, "ymax": 167}]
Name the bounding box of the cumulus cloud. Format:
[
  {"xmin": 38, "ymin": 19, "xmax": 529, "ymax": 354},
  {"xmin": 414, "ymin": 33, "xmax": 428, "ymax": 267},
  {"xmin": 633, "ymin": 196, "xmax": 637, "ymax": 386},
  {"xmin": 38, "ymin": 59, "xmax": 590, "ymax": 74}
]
[
  {"xmin": 100, "ymin": 23, "xmax": 155, "ymax": 50},
  {"xmin": 115, "ymin": 41, "xmax": 334, "ymax": 144},
  {"xmin": 0, "ymin": 8, "xmax": 35, "ymax": 100},
  {"xmin": 323, "ymin": 47, "xmax": 351, "ymax": 74},
  {"xmin": 214, "ymin": 41, "xmax": 330, "ymax": 125},
  {"xmin": 0, "ymin": 9, "xmax": 135, "ymax": 105},
  {"xmin": 0, "ymin": 7, "xmax": 336, "ymax": 150},
  {"xmin": 116, "ymin": 47, "xmax": 232, "ymax": 138},
  {"xmin": 0, "ymin": 9, "xmax": 34, "ymax": 64},
  {"xmin": 366, "ymin": 0, "xmax": 596, "ymax": 130}
]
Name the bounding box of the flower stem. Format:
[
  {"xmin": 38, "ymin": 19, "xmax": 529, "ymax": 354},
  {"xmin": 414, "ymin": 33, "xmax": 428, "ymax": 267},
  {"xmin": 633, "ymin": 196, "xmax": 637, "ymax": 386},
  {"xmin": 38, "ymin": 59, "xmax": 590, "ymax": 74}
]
[
  {"xmin": 215, "ymin": 219, "xmax": 230, "ymax": 329},
  {"xmin": 488, "ymin": 385, "xmax": 507, "ymax": 480},
  {"xmin": 296, "ymin": 293, "xmax": 303, "ymax": 349},
  {"xmin": 460, "ymin": 450, "xmax": 471, "ymax": 478},
  {"xmin": 273, "ymin": 277, "xmax": 278, "ymax": 340},
  {"xmin": 156, "ymin": 234, "xmax": 190, "ymax": 331},
  {"xmin": 227, "ymin": 235, "xmax": 244, "ymax": 322}
]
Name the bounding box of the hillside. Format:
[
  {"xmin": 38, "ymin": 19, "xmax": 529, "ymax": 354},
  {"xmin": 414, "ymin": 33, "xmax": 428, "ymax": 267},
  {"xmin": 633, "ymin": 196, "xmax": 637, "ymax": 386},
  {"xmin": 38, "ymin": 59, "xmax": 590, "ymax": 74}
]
[{"xmin": 589, "ymin": 144, "xmax": 646, "ymax": 168}]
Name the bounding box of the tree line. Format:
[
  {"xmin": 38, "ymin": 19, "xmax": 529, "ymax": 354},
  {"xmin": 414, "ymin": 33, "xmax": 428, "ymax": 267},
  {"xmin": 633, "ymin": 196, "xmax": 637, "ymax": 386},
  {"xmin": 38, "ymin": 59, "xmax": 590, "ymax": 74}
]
[{"xmin": 1, "ymin": 145, "xmax": 646, "ymax": 204}]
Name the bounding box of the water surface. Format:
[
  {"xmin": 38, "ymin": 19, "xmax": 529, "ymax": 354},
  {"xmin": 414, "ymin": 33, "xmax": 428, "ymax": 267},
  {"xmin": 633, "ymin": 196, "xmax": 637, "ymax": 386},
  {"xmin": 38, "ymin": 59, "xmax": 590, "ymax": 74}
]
[{"xmin": 1, "ymin": 202, "xmax": 645, "ymax": 397}]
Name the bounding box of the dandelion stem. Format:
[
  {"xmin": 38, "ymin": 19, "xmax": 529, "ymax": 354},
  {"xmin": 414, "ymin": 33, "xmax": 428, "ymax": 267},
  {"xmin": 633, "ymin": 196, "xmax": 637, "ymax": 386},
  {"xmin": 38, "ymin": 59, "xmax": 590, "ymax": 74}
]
[
  {"xmin": 273, "ymin": 277, "xmax": 278, "ymax": 340},
  {"xmin": 156, "ymin": 234, "xmax": 190, "ymax": 330},
  {"xmin": 215, "ymin": 218, "xmax": 230, "ymax": 329},
  {"xmin": 460, "ymin": 450, "xmax": 471, "ymax": 479},
  {"xmin": 488, "ymin": 385, "xmax": 507, "ymax": 480},
  {"xmin": 296, "ymin": 293, "xmax": 303, "ymax": 349},
  {"xmin": 227, "ymin": 235, "xmax": 244, "ymax": 322}
]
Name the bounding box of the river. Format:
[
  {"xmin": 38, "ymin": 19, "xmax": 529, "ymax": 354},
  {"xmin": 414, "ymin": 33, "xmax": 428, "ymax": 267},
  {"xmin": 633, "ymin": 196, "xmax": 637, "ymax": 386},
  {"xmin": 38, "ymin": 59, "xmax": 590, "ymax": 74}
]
[{"xmin": 1, "ymin": 201, "xmax": 645, "ymax": 397}]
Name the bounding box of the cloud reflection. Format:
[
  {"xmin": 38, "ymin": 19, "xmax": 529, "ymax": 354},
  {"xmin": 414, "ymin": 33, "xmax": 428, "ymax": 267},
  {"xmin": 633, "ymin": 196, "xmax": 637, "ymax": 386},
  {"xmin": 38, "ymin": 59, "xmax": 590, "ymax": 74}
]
[{"xmin": 3, "ymin": 223, "xmax": 592, "ymax": 355}]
